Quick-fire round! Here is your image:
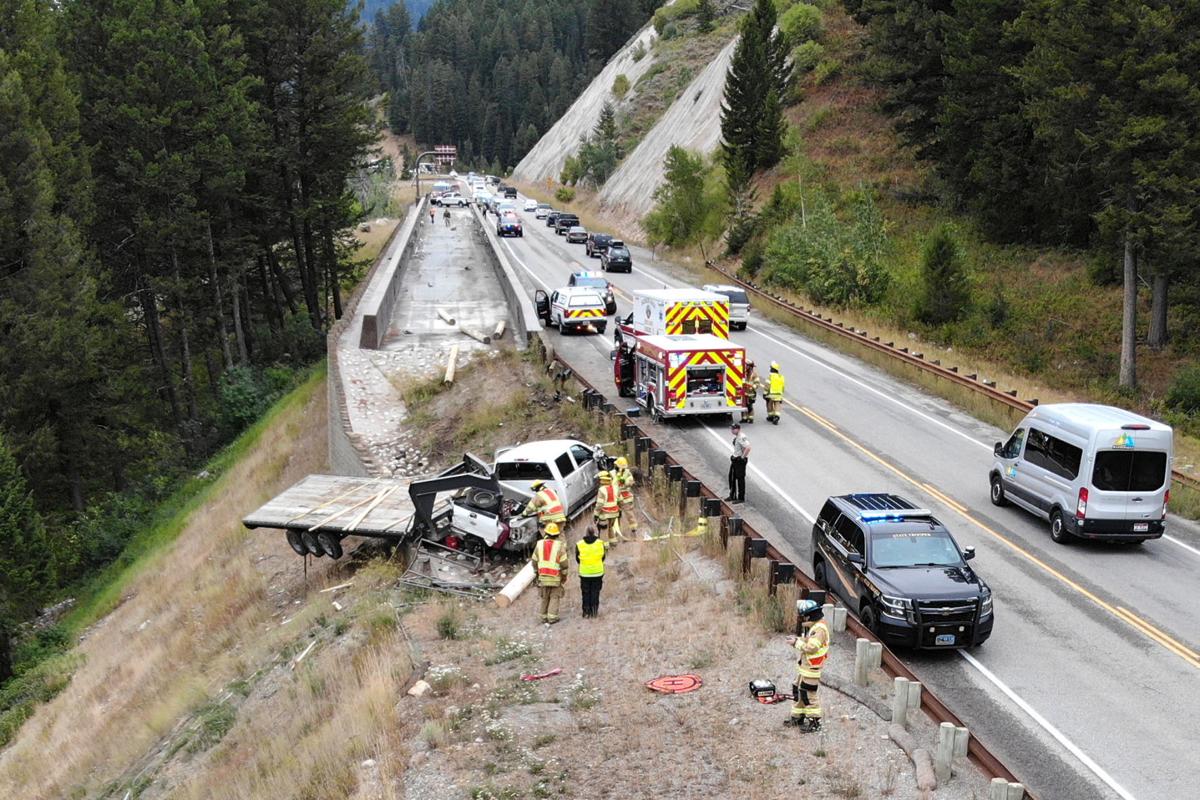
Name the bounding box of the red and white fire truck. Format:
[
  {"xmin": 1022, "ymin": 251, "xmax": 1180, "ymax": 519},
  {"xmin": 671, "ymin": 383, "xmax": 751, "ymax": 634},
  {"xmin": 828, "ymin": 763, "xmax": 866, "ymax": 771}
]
[
  {"xmin": 614, "ymin": 289, "xmax": 731, "ymax": 346},
  {"xmin": 614, "ymin": 333, "xmax": 746, "ymax": 423}
]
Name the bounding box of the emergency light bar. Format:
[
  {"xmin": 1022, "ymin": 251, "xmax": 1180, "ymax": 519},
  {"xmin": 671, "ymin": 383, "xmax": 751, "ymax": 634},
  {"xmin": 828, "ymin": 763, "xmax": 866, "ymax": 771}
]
[{"xmin": 860, "ymin": 509, "xmax": 933, "ymax": 522}]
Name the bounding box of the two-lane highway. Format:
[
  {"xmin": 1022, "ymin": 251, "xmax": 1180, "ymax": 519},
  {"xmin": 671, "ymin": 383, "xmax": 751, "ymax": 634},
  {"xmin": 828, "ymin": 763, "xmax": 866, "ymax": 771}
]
[{"xmin": 472, "ymin": 184, "xmax": 1200, "ymax": 800}]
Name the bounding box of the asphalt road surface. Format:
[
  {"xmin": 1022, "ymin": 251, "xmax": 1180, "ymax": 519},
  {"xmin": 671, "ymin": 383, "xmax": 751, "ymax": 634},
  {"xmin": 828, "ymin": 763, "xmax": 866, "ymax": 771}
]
[{"xmin": 467, "ymin": 184, "xmax": 1200, "ymax": 800}]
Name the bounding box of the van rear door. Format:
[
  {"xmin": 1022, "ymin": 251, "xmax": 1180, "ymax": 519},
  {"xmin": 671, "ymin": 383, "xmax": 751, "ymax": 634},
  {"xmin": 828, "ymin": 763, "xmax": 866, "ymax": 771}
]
[{"xmin": 1090, "ymin": 428, "xmax": 1172, "ymax": 528}]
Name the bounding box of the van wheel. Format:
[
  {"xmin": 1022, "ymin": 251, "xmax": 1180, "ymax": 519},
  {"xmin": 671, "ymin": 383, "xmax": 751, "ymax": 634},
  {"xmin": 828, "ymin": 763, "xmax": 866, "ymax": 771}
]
[
  {"xmin": 1049, "ymin": 510, "xmax": 1074, "ymax": 544},
  {"xmin": 989, "ymin": 475, "xmax": 1008, "ymax": 507},
  {"xmin": 813, "ymin": 559, "xmax": 829, "ymax": 590},
  {"xmin": 859, "ymin": 604, "xmax": 879, "ymax": 635}
]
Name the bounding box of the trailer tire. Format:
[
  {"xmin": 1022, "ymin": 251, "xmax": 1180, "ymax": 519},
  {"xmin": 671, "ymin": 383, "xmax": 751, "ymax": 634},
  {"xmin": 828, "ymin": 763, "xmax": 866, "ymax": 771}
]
[
  {"xmin": 302, "ymin": 530, "xmax": 325, "ymax": 557},
  {"xmin": 317, "ymin": 532, "xmax": 344, "ymax": 559},
  {"xmin": 286, "ymin": 530, "xmax": 307, "ymax": 556}
]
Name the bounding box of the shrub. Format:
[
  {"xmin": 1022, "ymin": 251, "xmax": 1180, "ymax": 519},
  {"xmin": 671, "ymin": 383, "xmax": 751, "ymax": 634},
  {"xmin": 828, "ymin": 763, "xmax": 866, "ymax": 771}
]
[
  {"xmin": 761, "ymin": 189, "xmax": 890, "ymax": 306},
  {"xmin": 631, "ymin": 42, "xmax": 646, "ymax": 62},
  {"xmin": 188, "ymin": 699, "xmax": 237, "ymax": 752},
  {"xmin": 652, "ymin": 0, "xmax": 700, "ymax": 34},
  {"xmin": 813, "ymin": 57, "xmax": 842, "ymax": 85},
  {"xmin": 780, "ymin": 3, "xmax": 823, "ymax": 44},
  {"xmin": 1167, "ymin": 365, "xmax": 1200, "ymax": 414},
  {"xmin": 660, "ymin": 20, "xmax": 679, "ymax": 39},
  {"xmin": 554, "ymin": 186, "xmax": 576, "ymax": 203},
  {"xmin": 436, "ymin": 606, "xmax": 462, "ymax": 640},
  {"xmin": 792, "ymin": 39, "xmax": 825, "ymax": 73},
  {"xmin": 612, "ymin": 73, "xmax": 630, "ymax": 98},
  {"xmin": 916, "ymin": 225, "xmax": 971, "ymax": 325}
]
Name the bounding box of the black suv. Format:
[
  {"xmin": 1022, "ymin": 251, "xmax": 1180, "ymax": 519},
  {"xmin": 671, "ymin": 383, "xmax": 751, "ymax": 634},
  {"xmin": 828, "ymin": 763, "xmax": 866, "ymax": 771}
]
[
  {"xmin": 811, "ymin": 493, "xmax": 993, "ymax": 649},
  {"xmin": 554, "ymin": 214, "xmax": 580, "ymax": 235},
  {"xmin": 586, "ymin": 233, "xmax": 613, "ymax": 258},
  {"xmin": 600, "ymin": 242, "xmax": 632, "ymax": 273},
  {"xmin": 545, "ymin": 210, "xmax": 563, "ymax": 227}
]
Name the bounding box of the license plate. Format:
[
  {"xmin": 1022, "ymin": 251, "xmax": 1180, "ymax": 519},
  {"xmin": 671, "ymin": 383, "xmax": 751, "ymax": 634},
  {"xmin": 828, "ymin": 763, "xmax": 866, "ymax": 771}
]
[
  {"xmin": 935, "ymin": 634, "xmax": 957, "ymax": 646},
  {"xmin": 1133, "ymin": 523, "xmax": 1149, "ymax": 532}
]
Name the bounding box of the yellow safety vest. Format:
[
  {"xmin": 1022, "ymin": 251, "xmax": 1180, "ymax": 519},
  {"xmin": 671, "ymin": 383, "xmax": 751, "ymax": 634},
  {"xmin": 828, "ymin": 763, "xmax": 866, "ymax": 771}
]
[
  {"xmin": 533, "ymin": 487, "xmax": 566, "ymax": 522},
  {"xmin": 576, "ymin": 538, "xmax": 606, "ymax": 577},
  {"xmin": 595, "ymin": 484, "xmax": 620, "ymax": 516},
  {"xmin": 616, "ymin": 468, "xmax": 635, "ymax": 502},
  {"xmin": 535, "ymin": 538, "xmax": 566, "ymax": 586},
  {"xmin": 796, "ymin": 620, "xmax": 830, "ymax": 680},
  {"xmin": 767, "ymin": 372, "xmax": 785, "ymax": 400}
]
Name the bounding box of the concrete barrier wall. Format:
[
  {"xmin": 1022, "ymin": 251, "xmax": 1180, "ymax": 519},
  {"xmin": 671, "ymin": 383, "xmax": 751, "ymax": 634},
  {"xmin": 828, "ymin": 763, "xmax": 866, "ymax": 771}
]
[
  {"xmin": 359, "ymin": 197, "xmax": 427, "ymax": 350},
  {"xmin": 327, "ymin": 201, "xmax": 423, "ymax": 477},
  {"xmin": 470, "ymin": 205, "xmax": 543, "ymax": 346}
]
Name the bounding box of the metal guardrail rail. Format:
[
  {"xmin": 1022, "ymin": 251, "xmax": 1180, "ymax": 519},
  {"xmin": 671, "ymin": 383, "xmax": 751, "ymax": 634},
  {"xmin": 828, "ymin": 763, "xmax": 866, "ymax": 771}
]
[
  {"xmin": 706, "ymin": 262, "xmax": 1200, "ymax": 494},
  {"xmin": 557, "ymin": 354, "xmax": 1032, "ymax": 796}
]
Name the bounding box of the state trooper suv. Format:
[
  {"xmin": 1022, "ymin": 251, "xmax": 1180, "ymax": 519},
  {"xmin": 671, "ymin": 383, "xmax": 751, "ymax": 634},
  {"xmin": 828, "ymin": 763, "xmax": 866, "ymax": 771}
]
[{"xmin": 811, "ymin": 493, "xmax": 994, "ymax": 649}]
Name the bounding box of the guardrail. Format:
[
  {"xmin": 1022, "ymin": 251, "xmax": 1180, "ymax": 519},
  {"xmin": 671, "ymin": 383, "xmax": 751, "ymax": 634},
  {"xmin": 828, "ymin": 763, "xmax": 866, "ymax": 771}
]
[
  {"xmin": 359, "ymin": 197, "xmax": 426, "ymax": 349},
  {"xmin": 471, "ymin": 205, "xmax": 543, "ymax": 345},
  {"xmin": 552, "ymin": 348, "xmax": 1033, "ymax": 798},
  {"xmin": 706, "ymin": 262, "xmax": 1200, "ymax": 494}
]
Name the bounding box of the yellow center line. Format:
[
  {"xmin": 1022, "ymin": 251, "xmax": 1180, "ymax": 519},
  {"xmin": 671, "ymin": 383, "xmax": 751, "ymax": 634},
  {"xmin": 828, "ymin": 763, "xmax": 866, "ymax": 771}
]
[{"xmin": 788, "ymin": 399, "xmax": 1200, "ymax": 670}]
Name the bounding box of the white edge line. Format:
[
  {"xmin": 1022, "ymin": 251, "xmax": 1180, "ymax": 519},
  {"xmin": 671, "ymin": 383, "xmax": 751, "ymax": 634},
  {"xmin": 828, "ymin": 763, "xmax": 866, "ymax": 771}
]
[
  {"xmin": 959, "ymin": 651, "xmax": 1138, "ymax": 800},
  {"xmin": 1162, "ymin": 534, "xmax": 1200, "ymax": 557},
  {"xmin": 700, "ymin": 425, "xmax": 814, "ymax": 525}
]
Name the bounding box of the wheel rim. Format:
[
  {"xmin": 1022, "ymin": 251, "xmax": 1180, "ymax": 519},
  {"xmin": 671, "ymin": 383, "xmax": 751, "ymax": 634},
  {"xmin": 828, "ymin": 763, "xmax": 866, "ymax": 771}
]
[
  {"xmin": 1051, "ymin": 514, "xmax": 1064, "ymax": 540},
  {"xmin": 991, "ymin": 480, "xmax": 1001, "ymax": 502}
]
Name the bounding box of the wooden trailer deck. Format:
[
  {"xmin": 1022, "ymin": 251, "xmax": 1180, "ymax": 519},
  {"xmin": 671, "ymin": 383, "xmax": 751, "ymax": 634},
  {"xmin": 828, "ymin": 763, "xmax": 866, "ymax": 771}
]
[{"xmin": 242, "ymin": 474, "xmax": 416, "ymax": 538}]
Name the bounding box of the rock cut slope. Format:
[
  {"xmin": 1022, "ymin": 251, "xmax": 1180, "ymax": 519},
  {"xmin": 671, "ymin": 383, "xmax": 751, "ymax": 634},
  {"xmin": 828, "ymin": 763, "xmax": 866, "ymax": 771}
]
[{"xmin": 512, "ymin": 25, "xmax": 661, "ymax": 183}]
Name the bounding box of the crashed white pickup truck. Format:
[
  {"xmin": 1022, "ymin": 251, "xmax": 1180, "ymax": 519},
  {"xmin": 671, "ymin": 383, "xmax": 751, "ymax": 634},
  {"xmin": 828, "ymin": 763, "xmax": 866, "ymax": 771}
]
[{"xmin": 407, "ymin": 439, "xmax": 610, "ymax": 556}]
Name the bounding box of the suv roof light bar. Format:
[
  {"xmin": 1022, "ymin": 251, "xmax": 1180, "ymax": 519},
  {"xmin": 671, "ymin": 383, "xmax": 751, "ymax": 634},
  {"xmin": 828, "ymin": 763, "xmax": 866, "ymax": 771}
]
[{"xmin": 859, "ymin": 509, "xmax": 934, "ymax": 522}]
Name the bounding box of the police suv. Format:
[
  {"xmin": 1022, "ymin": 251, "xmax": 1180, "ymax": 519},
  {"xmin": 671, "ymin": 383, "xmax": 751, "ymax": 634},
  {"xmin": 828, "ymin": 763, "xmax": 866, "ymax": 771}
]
[{"xmin": 812, "ymin": 493, "xmax": 994, "ymax": 649}]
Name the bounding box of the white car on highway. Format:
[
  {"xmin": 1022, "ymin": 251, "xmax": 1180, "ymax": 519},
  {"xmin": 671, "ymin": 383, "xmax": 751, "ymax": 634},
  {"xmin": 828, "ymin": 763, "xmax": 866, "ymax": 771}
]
[
  {"xmin": 535, "ymin": 204, "xmax": 552, "ymax": 218},
  {"xmin": 523, "ymin": 199, "xmax": 538, "ymax": 212}
]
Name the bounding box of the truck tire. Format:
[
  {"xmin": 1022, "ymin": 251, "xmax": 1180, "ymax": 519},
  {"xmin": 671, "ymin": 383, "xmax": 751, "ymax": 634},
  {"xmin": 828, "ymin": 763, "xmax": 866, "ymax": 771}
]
[
  {"xmin": 813, "ymin": 558, "xmax": 829, "ymax": 590},
  {"xmin": 286, "ymin": 530, "xmax": 307, "ymax": 557},
  {"xmin": 317, "ymin": 531, "xmax": 344, "ymax": 559},
  {"xmin": 302, "ymin": 530, "xmax": 325, "ymax": 557},
  {"xmin": 1049, "ymin": 509, "xmax": 1074, "ymax": 544},
  {"xmin": 859, "ymin": 603, "xmax": 879, "ymax": 635}
]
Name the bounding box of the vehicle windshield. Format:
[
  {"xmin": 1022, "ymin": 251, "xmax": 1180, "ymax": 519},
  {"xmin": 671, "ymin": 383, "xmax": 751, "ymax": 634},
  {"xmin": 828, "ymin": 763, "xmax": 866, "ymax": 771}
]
[
  {"xmin": 569, "ymin": 294, "xmax": 602, "ymax": 307},
  {"xmin": 570, "ymin": 226, "xmax": 585, "ymax": 233},
  {"xmin": 609, "ymin": 248, "xmax": 630, "ymax": 258},
  {"xmin": 495, "ymin": 461, "xmax": 552, "ymax": 481},
  {"xmin": 537, "ymin": 203, "xmax": 551, "ymax": 209},
  {"xmin": 871, "ymin": 528, "xmax": 962, "ymax": 568},
  {"xmin": 573, "ymin": 276, "xmax": 607, "ymax": 289},
  {"xmin": 1092, "ymin": 450, "xmax": 1168, "ymax": 491},
  {"xmin": 721, "ymin": 289, "xmax": 749, "ymax": 304}
]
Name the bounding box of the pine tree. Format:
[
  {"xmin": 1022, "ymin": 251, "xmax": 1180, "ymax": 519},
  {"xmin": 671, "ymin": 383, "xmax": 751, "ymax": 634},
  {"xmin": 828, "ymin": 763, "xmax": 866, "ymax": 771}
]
[
  {"xmin": 697, "ymin": 0, "xmax": 715, "ymax": 33},
  {"xmin": 720, "ymin": 0, "xmax": 791, "ymax": 174},
  {"xmin": 0, "ymin": 430, "xmax": 53, "ymax": 619},
  {"xmin": 916, "ymin": 225, "xmax": 970, "ymax": 324}
]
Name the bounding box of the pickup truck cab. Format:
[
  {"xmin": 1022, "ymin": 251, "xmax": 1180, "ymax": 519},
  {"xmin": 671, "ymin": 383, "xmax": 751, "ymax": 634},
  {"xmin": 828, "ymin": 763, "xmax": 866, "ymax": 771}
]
[
  {"xmin": 534, "ymin": 287, "xmax": 609, "ymax": 334},
  {"xmin": 812, "ymin": 493, "xmax": 993, "ymax": 649},
  {"xmin": 494, "ymin": 439, "xmax": 605, "ymax": 519},
  {"xmin": 437, "ymin": 192, "xmax": 469, "ymax": 207}
]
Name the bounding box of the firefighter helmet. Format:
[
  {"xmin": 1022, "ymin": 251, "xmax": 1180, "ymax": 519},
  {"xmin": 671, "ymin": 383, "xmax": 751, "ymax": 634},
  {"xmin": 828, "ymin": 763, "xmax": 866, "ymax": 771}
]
[
  {"xmin": 531, "ymin": 479, "xmax": 546, "ymax": 491},
  {"xmin": 795, "ymin": 599, "xmax": 824, "ymax": 620},
  {"xmin": 544, "ymin": 522, "xmax": 561, "ymax": 536},
  {"xmin": 615, "ymin": 456, "xmax": 628, "ymax": 469},
  {"xmin": 597, "ymin": 471, "xmax": 613, "ymax": 484},
  {"xmin": 770, "ymin": 361, "xmax": 780, "ymax": 371}
]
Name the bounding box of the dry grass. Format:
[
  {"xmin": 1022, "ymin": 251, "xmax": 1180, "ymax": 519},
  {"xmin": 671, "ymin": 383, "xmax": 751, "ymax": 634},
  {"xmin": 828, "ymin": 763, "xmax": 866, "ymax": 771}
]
[{"xmin": 0, "ymin": 374, "xmax": 347, "ymax": 799}]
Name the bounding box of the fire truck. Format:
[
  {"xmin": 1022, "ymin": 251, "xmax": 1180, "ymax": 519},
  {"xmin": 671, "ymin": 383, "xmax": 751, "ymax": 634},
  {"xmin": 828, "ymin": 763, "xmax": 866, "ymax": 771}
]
[
  {"xmin": 614, "ymin": 289, "xmax": 731, "ymax": 346},
  {"xmin": 614, "ymin": 333, "xmax": 746, "ymax": 423}
]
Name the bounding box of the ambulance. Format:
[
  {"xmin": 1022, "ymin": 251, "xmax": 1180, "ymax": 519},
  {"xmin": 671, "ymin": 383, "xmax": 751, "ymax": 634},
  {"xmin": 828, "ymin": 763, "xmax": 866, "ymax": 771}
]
[
  {"xmin": 614, "ymin": 289, "xmax": 730, "ymax": 346},
  {"xmin": 614, "ymin": 333, "xmax": 746, "ymax": 423}
]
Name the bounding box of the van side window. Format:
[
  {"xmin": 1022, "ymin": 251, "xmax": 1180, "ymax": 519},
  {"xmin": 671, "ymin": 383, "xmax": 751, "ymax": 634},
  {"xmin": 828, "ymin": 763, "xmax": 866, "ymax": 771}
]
[
  {"xmin": 1023, "ymin": 428, "xmax": 1083, "ymax": 480},
  {"xmin": 555, "ymin": 453, "xmax": 575, "ymax": 477},
  {"xmin": 1000, "ymin": 428, "xmax": 1025, "ymax": 459}
]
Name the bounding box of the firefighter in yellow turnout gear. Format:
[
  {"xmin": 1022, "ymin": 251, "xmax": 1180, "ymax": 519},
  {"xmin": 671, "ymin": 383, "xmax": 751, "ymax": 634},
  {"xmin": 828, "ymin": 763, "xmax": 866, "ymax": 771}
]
[
  {"xmin": 765, "ymin": 362, "xmax": 785, "ymax": 425},
  {"xmin": 743, "ymin": 360, "xmax": 759, "ymax": 423},
  {"xmin": 593, "ymin": 471, "xmax": 622, "ymax": 544},
  {"xmin": 530, "ymin": 523, "xmax": 569, "ymax": 624},
  {"xmin": 613, "ymin": 457, "xmax": 638, "ymax": 541},
  {"xmin": 787, "ymin": 599, "xmax": 830, "ymax": 731},
  {"xmin": 523, "ymin": 479, "xmax": 566, "ymax": 531}
]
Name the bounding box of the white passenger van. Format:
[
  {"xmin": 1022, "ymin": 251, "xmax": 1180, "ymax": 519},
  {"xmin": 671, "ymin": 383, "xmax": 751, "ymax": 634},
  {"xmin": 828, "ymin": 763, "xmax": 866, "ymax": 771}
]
[{"xmin": 989, "ymin": 404, "xmax": 1172, "ymax": 544}]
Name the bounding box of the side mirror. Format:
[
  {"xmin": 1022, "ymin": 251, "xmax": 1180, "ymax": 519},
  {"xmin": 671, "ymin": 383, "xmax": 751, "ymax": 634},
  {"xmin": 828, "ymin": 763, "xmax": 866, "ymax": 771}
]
[
  {"xmin": 963, "ymin": 546, "xmax": 976, "ymax": 561},
  {"xmin": 993, "ymin": 442, "xmax": 1004, "ymax": 457},
  {"xmin": 848, "ymin": 552, "xmax": 864, "ymax": 566}
]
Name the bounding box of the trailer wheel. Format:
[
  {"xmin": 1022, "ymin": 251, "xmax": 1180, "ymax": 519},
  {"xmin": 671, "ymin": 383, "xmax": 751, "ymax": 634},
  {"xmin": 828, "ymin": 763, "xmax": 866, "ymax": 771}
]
[
  {"xmin": 302, "ymin": 530, "xmax": 325, "ymax": 557},
  {"xmin": 317, "ymin": 532, "xmax": 344, "ymax": 559},
  {"xmin": 286, "ymin": 530, "xmax": 307, "ymax": 556}
]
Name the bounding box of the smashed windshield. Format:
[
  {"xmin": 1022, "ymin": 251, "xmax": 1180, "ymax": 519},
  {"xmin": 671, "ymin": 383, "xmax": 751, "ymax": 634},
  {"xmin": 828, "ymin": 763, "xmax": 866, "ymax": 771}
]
[{"xmin": 871, "ymin": 529, "xmax": 962, "ymax": 568}]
